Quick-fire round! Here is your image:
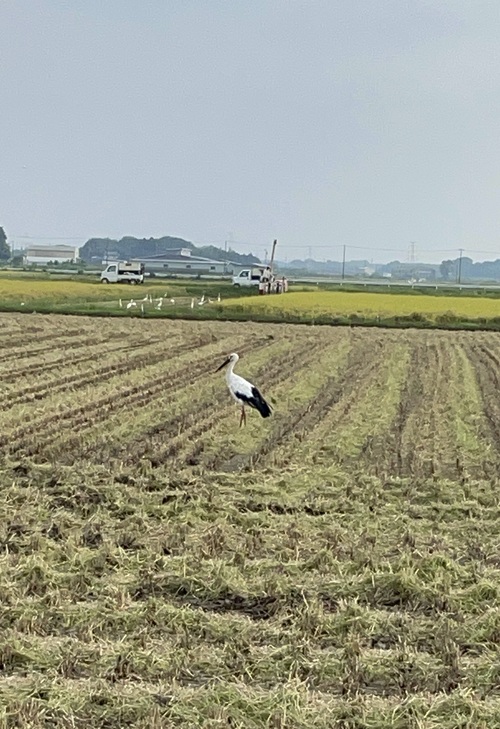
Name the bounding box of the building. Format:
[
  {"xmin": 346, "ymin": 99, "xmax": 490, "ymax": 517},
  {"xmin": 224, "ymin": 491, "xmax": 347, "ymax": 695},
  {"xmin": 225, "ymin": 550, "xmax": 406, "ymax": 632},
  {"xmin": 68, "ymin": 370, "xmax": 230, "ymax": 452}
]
[
  {"xmin": 140, "ymin": 248, "xmax": 241, "ymax": 276},
  {"xmin": 24, "ymin": 244, "xmax": 80, "ymax": 265}
]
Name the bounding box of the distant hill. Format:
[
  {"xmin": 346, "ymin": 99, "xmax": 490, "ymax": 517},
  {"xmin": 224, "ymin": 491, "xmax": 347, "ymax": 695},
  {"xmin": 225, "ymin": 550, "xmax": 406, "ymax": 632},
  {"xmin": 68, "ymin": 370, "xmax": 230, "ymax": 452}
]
[
  {"xmin": 79, "ymin": 236, "xmax": 261, "ymax": 266},
  {"xmin": 79, "ymin": 239, "xmax": 500, "ymax": 282},
  {"xmin": 277, "ymin": 255, "xmax": 500, "ymax": 282}
]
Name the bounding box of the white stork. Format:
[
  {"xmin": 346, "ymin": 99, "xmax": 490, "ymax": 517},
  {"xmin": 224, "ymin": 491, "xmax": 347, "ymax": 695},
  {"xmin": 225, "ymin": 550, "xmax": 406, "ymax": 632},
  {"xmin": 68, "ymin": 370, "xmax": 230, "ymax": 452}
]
[{"xmin": 216, "ymin": 353, "xmax": 272, "ymax": 427}]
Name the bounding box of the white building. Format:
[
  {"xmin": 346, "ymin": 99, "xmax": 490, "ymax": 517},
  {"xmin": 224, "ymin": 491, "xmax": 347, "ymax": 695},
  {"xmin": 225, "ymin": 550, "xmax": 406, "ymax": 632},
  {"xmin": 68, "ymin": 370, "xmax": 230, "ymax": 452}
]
[
  {"xmin": 140, "ymin": 248, "xmax": 242, "ymax": 276},
  {"xmin": 24, "ymin": 244, "xmax": 80, "ymax": 265}
]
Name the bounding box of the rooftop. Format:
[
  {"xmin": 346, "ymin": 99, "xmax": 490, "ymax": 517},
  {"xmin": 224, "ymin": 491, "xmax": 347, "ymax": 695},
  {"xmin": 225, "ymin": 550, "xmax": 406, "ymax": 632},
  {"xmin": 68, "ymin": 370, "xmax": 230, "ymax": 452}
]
[
  {"xmin": 141, "ymin": 252, "xmax": 244, "ymax": 266},
  {"xmin": 26, "ymin": 244, "xmax": 79, "ymax": 251}
]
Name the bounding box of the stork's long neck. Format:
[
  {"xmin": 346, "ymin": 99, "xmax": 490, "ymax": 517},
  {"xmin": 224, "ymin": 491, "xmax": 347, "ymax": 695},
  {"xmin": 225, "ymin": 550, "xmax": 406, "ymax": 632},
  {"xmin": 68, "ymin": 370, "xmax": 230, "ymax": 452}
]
[{"xmin": 226, "ymin": 359, "xmax": 236, "ymax": 383}]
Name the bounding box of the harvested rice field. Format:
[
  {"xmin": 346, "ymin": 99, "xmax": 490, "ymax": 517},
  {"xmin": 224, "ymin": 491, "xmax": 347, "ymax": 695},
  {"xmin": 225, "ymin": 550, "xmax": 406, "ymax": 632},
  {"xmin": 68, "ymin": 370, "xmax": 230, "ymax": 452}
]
[{"xmin": 2, "ymin": 313, "xmax": 500, "ymax": 727}]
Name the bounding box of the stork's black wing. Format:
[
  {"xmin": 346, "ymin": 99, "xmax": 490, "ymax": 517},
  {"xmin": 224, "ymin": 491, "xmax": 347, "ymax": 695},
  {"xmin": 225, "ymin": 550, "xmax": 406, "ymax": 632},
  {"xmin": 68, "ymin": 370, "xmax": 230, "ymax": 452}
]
[{"xmin": 235, "ymin": 386, "xmax": 272, "ymax": 418}]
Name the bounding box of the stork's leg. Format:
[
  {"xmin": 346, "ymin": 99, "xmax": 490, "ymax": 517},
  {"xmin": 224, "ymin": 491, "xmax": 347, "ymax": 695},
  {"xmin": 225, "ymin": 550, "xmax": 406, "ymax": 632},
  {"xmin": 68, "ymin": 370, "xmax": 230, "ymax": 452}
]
[{"xmin": 239, "ymin": 406, "xmax": 246, "ymax": 427}]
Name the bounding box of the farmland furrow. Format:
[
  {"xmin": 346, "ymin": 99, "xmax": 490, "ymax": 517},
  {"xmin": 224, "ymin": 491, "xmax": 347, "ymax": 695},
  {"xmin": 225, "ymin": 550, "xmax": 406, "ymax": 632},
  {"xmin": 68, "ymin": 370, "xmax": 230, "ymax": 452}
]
[
  {"xmin": 169, "ymin": 335, "xmax": 334, "ymax": 469},
  {"xmin": 1, "ymin": 333, "xmax": 220, "ymax": 410},
  {"xmin": 3, "ymin": 313, "xmax": 500, "ymax": 725},
  {"xmin": 13, "ymin": 334, "xmax": 279, "ymax": 460},
  {"xmin": 399, "ymin": 339, "xmax": 444, "ymax": 478},
  {"xmin": 0, "ymin": 338, "xmax": 95, "ymax": 365},
  {"xmin": 0, "ymin": 334, "xmax": 165, "ymax": 382},
  {"xmin": 462, "ymin": 339, "xmax": 500, "ymax": 468},
  {"xmin": 446, "ymin": 337, "xmax": 497, "ymax": 478},
  {"xmin": 0, "ymin": 323, "xmax": 139, "ymax": 352},
  {"xmin": 279, "ymin": 340, "xmax": 411, "ymax": 476},
  {"xmin": 69, "ymin": 332, "xmax": 324, "ymax": 466},
  {"xmin": 208, "ymin": 332, "xmax": 384, "ymax": 472},
  {"xmin": 396, "ymin": 337, "xmax": 474, "ymax": 480},
  {"xmin": 0, "ymin": 327, "xmax": 86, "ymax": 351},
  {"xmin": 370, "ymin": 335, "xmax": 428, "ymax": 477}
]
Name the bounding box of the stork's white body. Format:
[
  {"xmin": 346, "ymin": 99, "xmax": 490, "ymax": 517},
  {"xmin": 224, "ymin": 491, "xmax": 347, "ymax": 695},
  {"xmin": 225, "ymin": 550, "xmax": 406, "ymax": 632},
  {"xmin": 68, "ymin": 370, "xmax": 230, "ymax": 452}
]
[
  {"xmin": 217, "ymin": 353, "xmax": 272, "ymax": 426},
  {"xmin": 226, "ymin": 369, "xmax": 254, "ymax": 406}
]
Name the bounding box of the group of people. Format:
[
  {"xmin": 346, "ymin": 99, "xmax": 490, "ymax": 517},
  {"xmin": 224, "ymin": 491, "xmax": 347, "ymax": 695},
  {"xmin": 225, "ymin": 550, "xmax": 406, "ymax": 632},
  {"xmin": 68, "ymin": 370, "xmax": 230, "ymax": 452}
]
[{"xmin": 258, "ymin": 275, "xmax": 288, "ymax": 295}]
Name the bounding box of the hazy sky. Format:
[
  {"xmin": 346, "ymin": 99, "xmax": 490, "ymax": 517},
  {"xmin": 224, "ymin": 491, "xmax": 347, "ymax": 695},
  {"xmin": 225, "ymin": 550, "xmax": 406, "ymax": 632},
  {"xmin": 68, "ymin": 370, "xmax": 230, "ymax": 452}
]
[{"xmin": 2, "ymin": 1, "xmax": 500, "ymax": 263}]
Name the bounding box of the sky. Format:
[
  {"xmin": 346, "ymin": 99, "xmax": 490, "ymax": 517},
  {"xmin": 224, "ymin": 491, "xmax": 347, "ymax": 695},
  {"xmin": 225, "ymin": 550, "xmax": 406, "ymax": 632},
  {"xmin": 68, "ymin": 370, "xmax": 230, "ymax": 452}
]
[{"xmin": 1, "ymin": 0, "xmax": 500, "ymax": 264}]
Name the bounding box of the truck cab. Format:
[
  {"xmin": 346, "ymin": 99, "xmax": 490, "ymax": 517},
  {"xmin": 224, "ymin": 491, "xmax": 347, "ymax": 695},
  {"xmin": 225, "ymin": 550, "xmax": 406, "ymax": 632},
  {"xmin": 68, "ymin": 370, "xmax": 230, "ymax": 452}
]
[{"xmin": 100, "ymin": 261, "xmax": 145, "ymax": 285}]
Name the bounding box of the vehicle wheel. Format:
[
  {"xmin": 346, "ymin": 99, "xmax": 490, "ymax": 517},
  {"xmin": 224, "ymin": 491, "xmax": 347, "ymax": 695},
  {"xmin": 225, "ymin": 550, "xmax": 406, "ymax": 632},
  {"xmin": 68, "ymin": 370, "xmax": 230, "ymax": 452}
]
[
  {"xmin": 234, "ymin": 283, "xmax": 240, "ymax": 288},
  {"xmin": 101, "ymin": 278, "xmax": 109, "ymax": 284},
  {"xmin": 130, "ymin": 280, "xmax": 137, "ymax": 285}
]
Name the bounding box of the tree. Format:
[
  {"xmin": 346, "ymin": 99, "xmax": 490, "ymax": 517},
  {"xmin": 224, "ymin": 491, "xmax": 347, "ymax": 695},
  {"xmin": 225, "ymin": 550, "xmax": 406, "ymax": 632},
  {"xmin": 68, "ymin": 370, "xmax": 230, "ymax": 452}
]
[
  {"xmin": 0, "ymin": 227, "xmax": 10, "ymax": 261},
  {"xmin": 439, "ymin": 259, "xmax": 454, "ymax": 281}
]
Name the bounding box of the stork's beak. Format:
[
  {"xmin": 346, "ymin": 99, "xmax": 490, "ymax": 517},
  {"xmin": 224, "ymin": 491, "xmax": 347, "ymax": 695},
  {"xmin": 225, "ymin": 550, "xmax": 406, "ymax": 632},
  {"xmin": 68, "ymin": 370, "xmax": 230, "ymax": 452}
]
[{"xmin": 215, "ymin": 357, "xmax": 230, "ymax": 372}]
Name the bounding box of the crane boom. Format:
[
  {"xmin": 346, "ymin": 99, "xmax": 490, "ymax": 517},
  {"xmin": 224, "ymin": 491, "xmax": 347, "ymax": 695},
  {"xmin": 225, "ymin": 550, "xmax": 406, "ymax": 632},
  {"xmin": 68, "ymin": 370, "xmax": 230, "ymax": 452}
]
[{"xmin": 269, "ymin": 239, "xmax": 278, "ymax": 275}]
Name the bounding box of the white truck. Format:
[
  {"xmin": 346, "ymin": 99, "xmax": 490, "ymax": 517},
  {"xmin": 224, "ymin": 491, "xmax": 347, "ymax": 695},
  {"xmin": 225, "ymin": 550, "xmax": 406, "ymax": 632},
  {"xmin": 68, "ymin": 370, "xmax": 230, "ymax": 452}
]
[
  {"xmin": 232, "ymin": 266, "xmax": 272, "ymax": 287},
  {"xmin": 232, "ymin": 240, "xmax": 287, "ymax": 294},
  {"xmin": 100, "ymin": 261, "xmax": 145, "ymax": 285}
]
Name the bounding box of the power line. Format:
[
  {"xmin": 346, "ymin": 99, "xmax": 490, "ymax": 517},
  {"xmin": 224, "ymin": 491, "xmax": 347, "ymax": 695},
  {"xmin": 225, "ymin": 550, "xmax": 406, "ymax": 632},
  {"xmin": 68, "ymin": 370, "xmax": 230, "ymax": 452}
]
[
  {"xmin": 13, "ymin": 235, "xmax": 85, "ymax": 240},
  {"xmin": 239, "ymin": 242, "xmax": 463, "ymax": 253},
  {"xmin": 11, "ymin": 233, "xmax": 500, "ymax": 262},
  {"xmin": 9, "ymin": 234, "xmax": 477, "ymax": 256}
]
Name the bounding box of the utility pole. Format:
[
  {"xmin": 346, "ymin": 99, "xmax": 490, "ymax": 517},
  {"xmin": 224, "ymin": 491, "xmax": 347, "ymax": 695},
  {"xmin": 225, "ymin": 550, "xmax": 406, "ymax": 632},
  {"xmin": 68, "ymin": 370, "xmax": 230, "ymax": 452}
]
[
  {"xmin": 457, "ymin": 248, "xmax": 464, "ymax": 284},
  {"xmin": 224, "ymin": 240, "xmax": 228, "ymax": 276},
  {"xmin": 341, "ymin": 244, "xmax": 346, "ymax": 280}
]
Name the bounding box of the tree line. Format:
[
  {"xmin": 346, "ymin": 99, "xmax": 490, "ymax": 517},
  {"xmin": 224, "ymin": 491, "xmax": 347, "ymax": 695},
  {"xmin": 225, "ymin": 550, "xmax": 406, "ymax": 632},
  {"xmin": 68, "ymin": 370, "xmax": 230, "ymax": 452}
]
[{"xmin": 79, "ymin": 236, "xmax": 260, "ymax": 266}]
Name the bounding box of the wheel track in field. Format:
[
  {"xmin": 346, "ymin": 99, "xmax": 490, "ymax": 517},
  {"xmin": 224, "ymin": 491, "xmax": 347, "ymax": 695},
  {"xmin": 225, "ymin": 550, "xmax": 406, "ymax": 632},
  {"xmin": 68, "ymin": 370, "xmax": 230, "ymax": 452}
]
[
  {"xmin": 79, "ymin": 333, "xmax": 324, "ymax": 466},
  {"xmin": 0, "ymin": 328, "xmax": 86, "ymax": 353},
  {"xmin": 0, "ymin": 327, "xmax": 128, "ymax": 365},
  {"xmin": 461, "ymin": 338, "xmax": 500, "ymax": 464},
  {"xmin": 397, "ymin": 337, "xmax": 465, "ymax": 480},
  {"xmin": 3, "ymin": 333, "xmax": 246, "ymax": 456},
  {"xmin": 205, "ymin": 333, "xmax": 386, "ymax": 472},
  {"xmin": 247, "ymin": 336, "xmax": 388, "ymax": 472},
  {"xmin": 283, "ymin": 339, "xmax": 411, "ymax": 474},
  {"xmin": 400, "ymin": 339, "xmax": 443, "ymax": 478},
  {"xmin": 9, "ymin": 335, "xmax": 278, "ymax": 459},
  {"xmin": 369, "ymin": 335, "xmax": 462, "ymax": 479},
  {"xmin": 1, "ymin": 334, "xmax": 215, "ymax": 410},
  {"xmin": 0, "ymin": 337, "xmax": 94, "ymax": 366},
  {"xmin": 371, "ymin": 336, "xmax": 428, "ymax": 477},
  {"xmin": 0, "ymin": 334, "xmax": 164, "ymax": 383},
  {"xmin": 45, "ymin": 334, "xmax": 289, "ymax": 463},
  {"xmin": 158, "ymin": 335, "xmax": 330, "ymax": 469}
]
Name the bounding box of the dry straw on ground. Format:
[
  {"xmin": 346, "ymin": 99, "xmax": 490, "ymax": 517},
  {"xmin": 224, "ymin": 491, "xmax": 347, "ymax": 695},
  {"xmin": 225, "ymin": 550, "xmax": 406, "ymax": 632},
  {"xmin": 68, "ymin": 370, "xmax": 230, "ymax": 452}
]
[{"xmin": 1, "ymin": 313, "xmax": 500, "ymax": 727}]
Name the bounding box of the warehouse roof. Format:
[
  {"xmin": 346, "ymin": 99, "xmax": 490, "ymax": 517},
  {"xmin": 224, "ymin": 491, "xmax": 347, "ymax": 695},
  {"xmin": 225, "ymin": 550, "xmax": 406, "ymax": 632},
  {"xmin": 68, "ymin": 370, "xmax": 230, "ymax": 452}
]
[{"xmin": 141, "ymin": 252, "xmax": 243, "ymax": 265}]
